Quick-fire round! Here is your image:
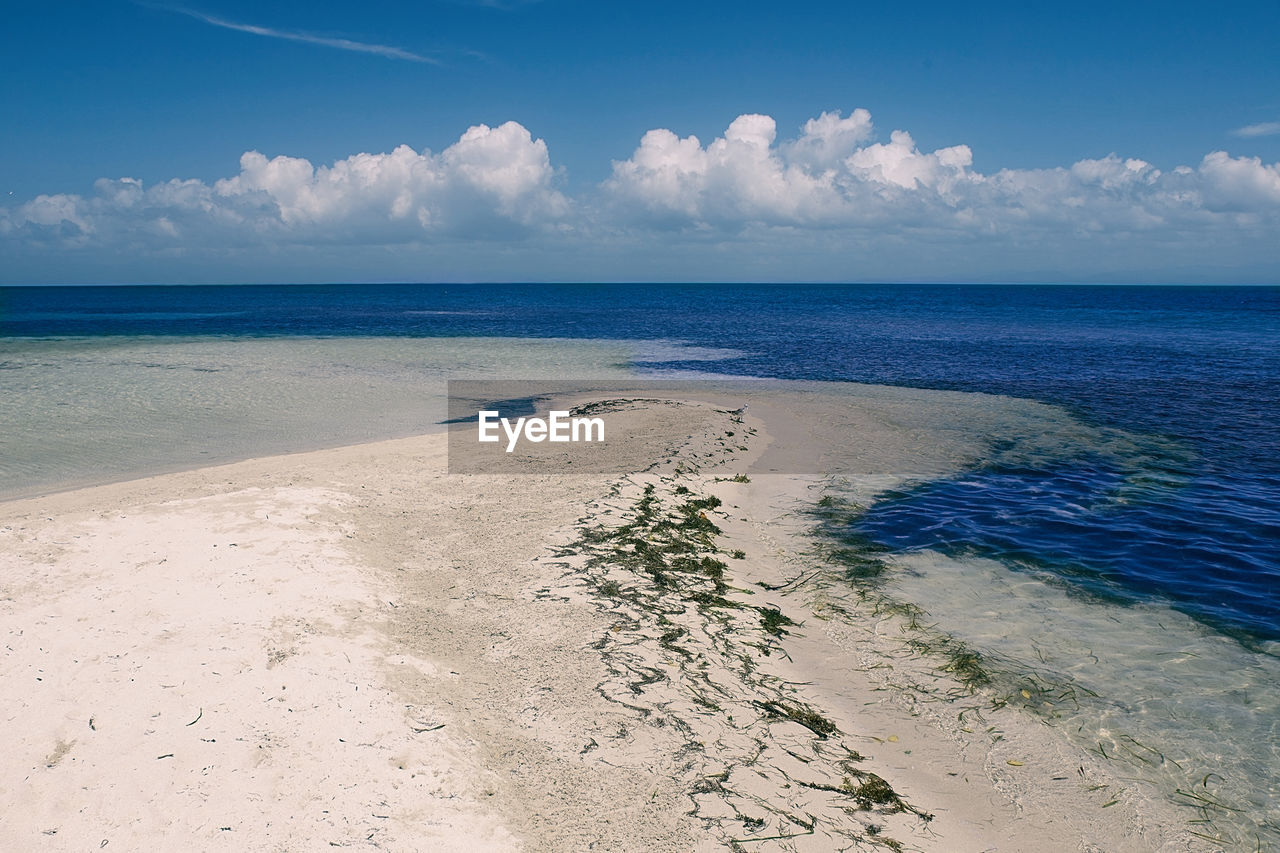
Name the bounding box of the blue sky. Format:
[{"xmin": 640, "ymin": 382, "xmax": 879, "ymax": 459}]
[{"xmin": 2, "ymin": 0, "xmax": 1279, "ymax": 283}]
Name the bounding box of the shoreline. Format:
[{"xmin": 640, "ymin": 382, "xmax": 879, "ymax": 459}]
[
  {"xmin": 0, "ymin": 424, "xmax": 451, "ymax": 505},
  {"xmin": 0, "ymin": 392, "xmax": 1218, "ymax": 850}
]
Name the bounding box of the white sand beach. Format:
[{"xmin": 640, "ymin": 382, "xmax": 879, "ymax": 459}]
[{"xmin": 0, "ymin": 393, "xmax": 1206, "ymax": 851}]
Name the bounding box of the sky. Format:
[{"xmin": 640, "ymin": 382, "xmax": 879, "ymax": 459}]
[{"xmin": 2, "ymin": 0, "xmax": 1279, "ymax": 284}]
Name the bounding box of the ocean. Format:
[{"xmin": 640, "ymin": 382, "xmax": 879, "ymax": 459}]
[
  {"xmin": 4, "ymin": 283, "xmax": 1276, "ymax": 639},
  {"xmin": 2, "ymin": 282, "xmax": 1277, "ymax": 844}
]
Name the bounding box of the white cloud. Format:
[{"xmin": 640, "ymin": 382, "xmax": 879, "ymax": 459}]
[
  {"xmin": 2, "ymin": 109, "xmax": 1279, "ymax": 283},
  {"xmin": 604, "ymin": 110, "xmax": 1280, "ymax": 235},
  {"xmin": 604, "ymin": 113, "xmax": 859, "ymax": 226},
  {"xmin": 1196, "ymin": 151, "xmax": 1280, "ymax": 210},
  {"xmin": 1, "ymin": 122, "xmax": 567, "ymax": 248},
  {"xmin": 1232, "ymin": 121, "xmax": 1280, "ymax": 138},
  {"xmin": 784, "ymin": 109, "xmax": 874, "ymax": 169},
  {"xmin": 846, "ymin": 130, "xmax": 973, "ymax": 191}
]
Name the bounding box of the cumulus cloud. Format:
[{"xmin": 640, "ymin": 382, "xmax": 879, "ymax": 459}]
[
  {"xmin": 2, "ymin": 108, "xmax": 1279, "ymax": 282},
  {"xmin": 0, "ymin": 122, "xmax": 567, "ymax": 248},
  {"xmin": 603, "ymin": 109, "xmax": 1280, "ymax": 237}
]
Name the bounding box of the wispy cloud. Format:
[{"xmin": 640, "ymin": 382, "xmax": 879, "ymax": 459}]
[
  {"xmin": 156, "ymin": 4, "xmax": 436, "ymax": 63},
  {"xmin": 1232, "ymin": 121, "xmax": 1280, "ymax": 138}
]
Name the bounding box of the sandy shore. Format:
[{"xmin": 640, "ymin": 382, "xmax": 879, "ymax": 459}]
[{"xmin": 0, "ymin": 392, "xmax": 1202, "ymax": 851}]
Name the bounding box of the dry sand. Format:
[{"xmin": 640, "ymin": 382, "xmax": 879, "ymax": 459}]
[{"xmin": 0, "ymin": 393, "xmax": 1204, "ymax": 851}]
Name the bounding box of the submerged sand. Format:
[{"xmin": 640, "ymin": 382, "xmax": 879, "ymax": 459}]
[{"xmin": 0, "ymin": 392, "xmax": 1205, "ymax": 851}]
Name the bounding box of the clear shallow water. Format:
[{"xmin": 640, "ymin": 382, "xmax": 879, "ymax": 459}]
[
  {"xmin": 880, "ymin": 547, "xmax": 1280, "ymax": 849},
  {"xmin": 0, "ymin": 335, "xmax": 667, "ymax": 499}
]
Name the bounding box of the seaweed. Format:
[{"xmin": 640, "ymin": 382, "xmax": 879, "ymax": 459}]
[
  {"xmin": 755, "ymin": 700, "xmax": 838, "ymax": 739},
  {"xmin": 757, "ymin": 606, "xmax": 795, "ymax": 638},
  {"xmin": 549, "ymin": 466, "xmax": 930, "ymax": 850}
]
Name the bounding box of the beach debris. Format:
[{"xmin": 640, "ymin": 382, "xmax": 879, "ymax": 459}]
[
  {"xmin": 757, "ymin": 606, "xmax": 795, "ymax": 638},
  {"xmin": 44, "ymin": 739, "xmax": 74, "ymax": 768}
]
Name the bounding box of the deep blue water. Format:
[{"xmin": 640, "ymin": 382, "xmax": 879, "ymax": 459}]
[{"xmin": 2, "ymin": 283, "xmax": 1278, "ymax": 642}]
